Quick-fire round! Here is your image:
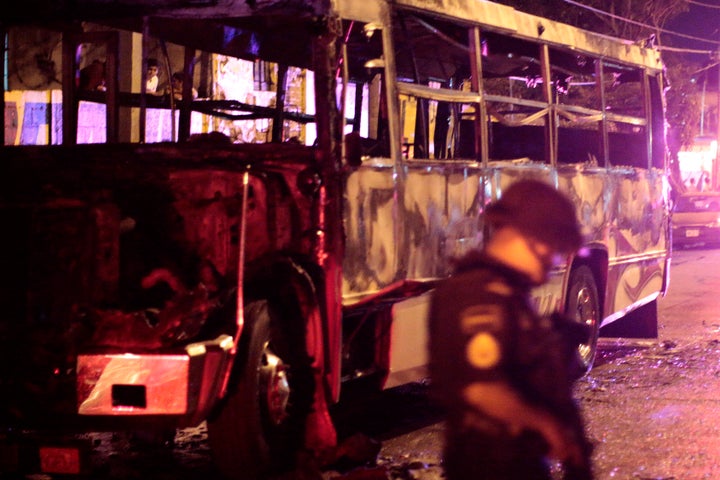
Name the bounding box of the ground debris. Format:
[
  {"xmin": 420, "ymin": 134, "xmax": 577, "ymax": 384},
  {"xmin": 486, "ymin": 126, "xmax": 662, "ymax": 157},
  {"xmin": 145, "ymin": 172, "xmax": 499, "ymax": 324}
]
[{"xmin": 322, "ymin": 466, "xmax": 389, "ymax": 479}]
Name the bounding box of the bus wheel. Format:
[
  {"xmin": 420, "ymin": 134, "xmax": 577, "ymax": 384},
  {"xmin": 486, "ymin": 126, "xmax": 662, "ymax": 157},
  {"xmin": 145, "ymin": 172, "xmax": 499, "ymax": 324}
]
[
  {"xmin": 207, "ymin": 300, "xmax": 312, "ymax": 479},
  {"xmin": 565, "ymin": 265, "xmax": 600, "ymax": 374}
]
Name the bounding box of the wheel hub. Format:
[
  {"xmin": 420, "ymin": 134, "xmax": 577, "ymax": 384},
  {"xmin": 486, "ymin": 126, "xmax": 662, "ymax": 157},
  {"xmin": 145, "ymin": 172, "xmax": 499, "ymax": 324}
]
[
  {"xmin": 575, "ymin": 286, "xmax": 597, "ymax": 357},
  {"xmin": 260, "ymin": 349, "xmax": 290, "ymax": 426}
]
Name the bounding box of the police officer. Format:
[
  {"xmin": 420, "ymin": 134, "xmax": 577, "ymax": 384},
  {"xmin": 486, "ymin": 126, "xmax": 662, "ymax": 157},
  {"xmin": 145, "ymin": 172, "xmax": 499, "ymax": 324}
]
[{"xmin": 429, "ymin": 179, "xmax": 593, "ymax": 480}]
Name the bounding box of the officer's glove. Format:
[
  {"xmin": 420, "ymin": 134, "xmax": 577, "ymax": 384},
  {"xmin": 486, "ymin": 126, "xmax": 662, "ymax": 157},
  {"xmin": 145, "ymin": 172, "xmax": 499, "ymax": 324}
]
[
  {"xmin": 549, "ymin": 312, "xmax": 591, "ymax": 346},
  {"xmin": 548, "ymin": 312, "xmax": 592, "ymax": 380}
]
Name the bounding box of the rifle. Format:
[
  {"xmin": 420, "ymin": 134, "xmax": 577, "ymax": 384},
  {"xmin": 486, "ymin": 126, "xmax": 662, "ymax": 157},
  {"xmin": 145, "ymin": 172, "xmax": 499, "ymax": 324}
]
[{"xmin": 507, "ymin": 296, "xmax": 595, "ymax": 479}]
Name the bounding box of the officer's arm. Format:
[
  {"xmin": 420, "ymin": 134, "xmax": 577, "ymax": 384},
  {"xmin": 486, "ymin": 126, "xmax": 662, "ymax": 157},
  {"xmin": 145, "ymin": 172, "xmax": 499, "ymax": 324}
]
[{"xmin": 463, "ymin": 381, "xmax": 583, "ymax": 464}]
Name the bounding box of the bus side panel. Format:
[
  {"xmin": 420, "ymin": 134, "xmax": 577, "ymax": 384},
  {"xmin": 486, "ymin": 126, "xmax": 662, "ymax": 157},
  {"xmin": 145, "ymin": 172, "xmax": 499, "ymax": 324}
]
[
  {"xmin": 342, "ymin": 159, "xmax": 486, "ymax": 301},
  {"xmin": 603, "ymin": 167, "xmax": 669, "ymax": 325}
]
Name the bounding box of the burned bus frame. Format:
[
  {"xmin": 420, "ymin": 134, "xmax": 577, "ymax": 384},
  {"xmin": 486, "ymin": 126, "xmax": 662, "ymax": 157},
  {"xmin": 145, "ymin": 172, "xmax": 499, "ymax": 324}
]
[{"xmin": 0, "ymin": 0, "xmax": 669, "ymax": 477}]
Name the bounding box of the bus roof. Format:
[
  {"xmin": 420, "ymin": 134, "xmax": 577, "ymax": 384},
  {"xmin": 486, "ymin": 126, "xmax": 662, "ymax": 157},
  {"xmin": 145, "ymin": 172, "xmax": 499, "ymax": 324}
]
[
  {"xmin": 3, "ymin": 0, "xmax": 327, "ymax": 23},
  {"xmin": 336, "ymin": 0, "xmax": 663, "ymax": 73},
  {"xmin": 4, "ymin": 0, "xmax": 663, "ymax": 73}
]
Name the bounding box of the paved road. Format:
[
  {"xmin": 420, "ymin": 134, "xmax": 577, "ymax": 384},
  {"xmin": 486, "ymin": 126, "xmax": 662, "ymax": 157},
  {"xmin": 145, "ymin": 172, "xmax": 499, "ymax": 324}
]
[
  {"xmin": 578, "ymin": 246, "xmax": 720, "ymax": 480},
  {"xmin": 659, "ymin": 246, "xmax": 720, "ymax": 340}
]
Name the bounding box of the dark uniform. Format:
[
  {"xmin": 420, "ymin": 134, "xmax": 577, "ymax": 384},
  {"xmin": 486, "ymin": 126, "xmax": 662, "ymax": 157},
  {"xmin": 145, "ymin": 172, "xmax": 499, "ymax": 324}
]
[{"xmin": 429, "ymin": 249, "xmax": 591, "ymax": 480}]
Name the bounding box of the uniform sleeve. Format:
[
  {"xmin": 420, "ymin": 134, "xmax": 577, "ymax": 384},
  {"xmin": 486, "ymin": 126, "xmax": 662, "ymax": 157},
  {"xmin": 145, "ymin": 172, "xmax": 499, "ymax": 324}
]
[{"xmin": 428, "ymin": 270, "xmax": 514, "ymax": 402}]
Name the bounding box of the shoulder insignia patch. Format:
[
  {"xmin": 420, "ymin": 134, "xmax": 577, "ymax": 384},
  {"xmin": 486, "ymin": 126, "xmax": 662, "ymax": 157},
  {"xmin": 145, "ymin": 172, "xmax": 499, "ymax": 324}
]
[{"xmin": 466, "ymin": 332, "xmax": 501, "ymax": 369}]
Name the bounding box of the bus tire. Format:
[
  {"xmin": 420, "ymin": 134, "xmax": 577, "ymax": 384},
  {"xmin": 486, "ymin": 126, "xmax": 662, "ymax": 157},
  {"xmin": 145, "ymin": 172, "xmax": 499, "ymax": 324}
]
[
  {"xmin": 207, "ymin": 300, "xmax": 312, "ymax": 479},
  {"xmin": 565, "ymin": 265, "xmax": 601, "ymax": 374}
]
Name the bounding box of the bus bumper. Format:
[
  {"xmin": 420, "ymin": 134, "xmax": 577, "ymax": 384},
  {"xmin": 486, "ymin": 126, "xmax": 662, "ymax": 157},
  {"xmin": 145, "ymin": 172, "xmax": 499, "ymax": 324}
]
[{"xmin": 76, "ymin": 335, "xmax": 234, "ymax": 424}]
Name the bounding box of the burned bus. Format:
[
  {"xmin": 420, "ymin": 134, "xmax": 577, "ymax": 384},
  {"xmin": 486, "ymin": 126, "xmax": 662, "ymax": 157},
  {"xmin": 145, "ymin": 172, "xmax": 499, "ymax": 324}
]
[{"xmin": 0, "ymin": 0, "xmax": 669, "ymax": 477}]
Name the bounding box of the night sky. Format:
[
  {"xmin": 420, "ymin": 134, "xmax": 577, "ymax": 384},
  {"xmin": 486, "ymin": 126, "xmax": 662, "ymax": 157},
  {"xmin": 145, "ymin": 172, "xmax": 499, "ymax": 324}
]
[
  {"xmin": 666, "ymin": 1, "xmax": 720, "ymax": 61},
  {"xmin": 663, "ymin": 1, "xmax": 719, "ymax": 90}
]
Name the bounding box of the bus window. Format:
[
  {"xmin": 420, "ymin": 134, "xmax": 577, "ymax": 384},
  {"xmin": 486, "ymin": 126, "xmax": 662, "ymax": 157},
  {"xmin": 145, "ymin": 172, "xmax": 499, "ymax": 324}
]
[
  {"xmin": 483, "ymin": 32, "xmax": 550, "ymax": 163},
  {"xmin": 390, "ymin": 12, "xmax": 476, "ymax": 160},
  {"xmin": 603, "ymin": 62, "xmax": 649, "ymax": 169},
  {"xmin": 5, "ymin": 23, "xmax": 320, "ymax": 145},
  {"xmin": 397, "ymin": 92, "xmax": 479, "ymax": 160},
  {"xmin": 648, "ymin": 74, "xmax": 667, "ymax": 170},
  {"xmin": 550, "ymin": 48, "xmax": 603, "ymax": 166},
  {"xmin": 341, "ymin": 19, "xmax": 387, "ymax": 158}
]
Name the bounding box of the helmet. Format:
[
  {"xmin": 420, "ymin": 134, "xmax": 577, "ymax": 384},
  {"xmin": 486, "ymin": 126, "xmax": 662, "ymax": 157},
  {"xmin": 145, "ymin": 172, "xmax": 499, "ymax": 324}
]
[{"xmin": 484, "ymin": 179, "xmax": 582, "ymax": 253}]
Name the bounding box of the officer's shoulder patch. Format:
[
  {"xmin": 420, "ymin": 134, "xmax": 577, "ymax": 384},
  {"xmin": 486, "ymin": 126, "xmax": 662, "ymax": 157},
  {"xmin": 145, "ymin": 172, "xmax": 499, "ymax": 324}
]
[{"xmin": 466, "ymin": 332, "xmax": 502, "ymax": 369}]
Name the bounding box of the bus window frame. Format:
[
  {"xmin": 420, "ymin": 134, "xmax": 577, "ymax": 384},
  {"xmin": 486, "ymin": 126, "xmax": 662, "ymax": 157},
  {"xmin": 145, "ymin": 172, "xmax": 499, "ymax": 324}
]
[{"xmin": 377, "ymin": 9, "xmax": 664, "ymax": 172}]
